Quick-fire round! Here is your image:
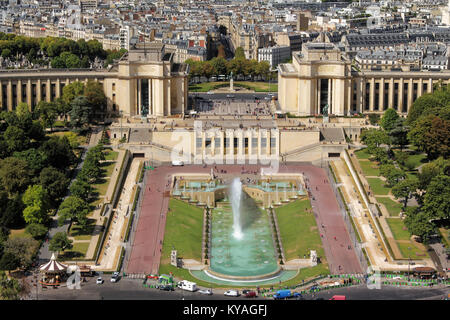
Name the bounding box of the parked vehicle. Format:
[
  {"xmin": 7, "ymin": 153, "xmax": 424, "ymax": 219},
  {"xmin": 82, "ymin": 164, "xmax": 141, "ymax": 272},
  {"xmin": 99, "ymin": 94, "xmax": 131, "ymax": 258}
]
[
  {"xmin": 96, "ymin": 277, "xmax": 104, "ymax": 285},
  {"xmin": 159, "ymin": 285, "xmax": 174, "ymax": 291},
  {"xmin": 110, "ymin": 272, "xmax": 120, "ymax": 283},
  {"xmin": 224, "ymin": 290, "xmax": 240, "ymax": 297},
  {"xmin": 329, "ymin": 295, "xmax": 346, "ymax": 300},
  {"xmin": 198, "ymin": 289, "xmax": 213, "ymax": 295},
  {"xmin": 273, "ymin": 289, "xmax": 301, "ymax": 299},
  {"xmin": 177, "ymin": 280, "xmax": 197, "ymax": 292},
  {"xmin": 244, "ymin": 291, "xmax": 257, "ymax": 298}
]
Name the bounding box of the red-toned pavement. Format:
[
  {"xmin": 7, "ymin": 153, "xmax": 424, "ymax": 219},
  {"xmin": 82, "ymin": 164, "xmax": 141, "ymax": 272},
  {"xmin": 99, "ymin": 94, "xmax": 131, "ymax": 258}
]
[{"xmin": 126, "ymin": 164, "xmax": 363, "ymax": 275}]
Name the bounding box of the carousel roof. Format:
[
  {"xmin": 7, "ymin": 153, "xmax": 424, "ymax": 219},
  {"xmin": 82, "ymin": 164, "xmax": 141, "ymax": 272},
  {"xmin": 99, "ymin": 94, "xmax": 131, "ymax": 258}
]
[{"xmin": 39, "ymin": 253, "xmax": 68, "ymax": 272}]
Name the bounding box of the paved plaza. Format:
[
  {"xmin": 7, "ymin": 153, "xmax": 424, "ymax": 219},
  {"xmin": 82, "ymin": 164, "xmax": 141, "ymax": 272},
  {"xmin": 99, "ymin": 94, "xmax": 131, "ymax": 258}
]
[
  {"xmin": 194, "ymin": 98, "xmax": 272, "ymax": 116},
  {"xmin": 125, "ymin": 163, "xmax": 363, "ymax": 276}
]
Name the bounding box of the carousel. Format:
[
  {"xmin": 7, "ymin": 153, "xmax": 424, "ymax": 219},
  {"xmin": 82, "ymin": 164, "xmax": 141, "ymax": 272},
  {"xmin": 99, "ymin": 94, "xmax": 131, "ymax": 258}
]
[{"xmin": 39, "ymin": 253, "xmax": 68, "ymax": 286}]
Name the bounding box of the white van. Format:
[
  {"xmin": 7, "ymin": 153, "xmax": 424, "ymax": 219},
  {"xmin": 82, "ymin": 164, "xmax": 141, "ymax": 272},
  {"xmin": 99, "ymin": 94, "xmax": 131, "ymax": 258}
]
[{"xmin": 178, "ymin": 280, "xmax": 197, "ymax": 292}]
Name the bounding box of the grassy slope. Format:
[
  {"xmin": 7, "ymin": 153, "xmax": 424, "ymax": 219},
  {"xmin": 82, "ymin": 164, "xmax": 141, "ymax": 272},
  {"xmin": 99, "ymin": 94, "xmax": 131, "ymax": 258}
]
[
  {"xmin": 275, "ymin": 199, "xmax": 325, "ymax": 261},
  {"xmin": 160, "ymin": 198, "xmax": 204, "ymax": 264}
]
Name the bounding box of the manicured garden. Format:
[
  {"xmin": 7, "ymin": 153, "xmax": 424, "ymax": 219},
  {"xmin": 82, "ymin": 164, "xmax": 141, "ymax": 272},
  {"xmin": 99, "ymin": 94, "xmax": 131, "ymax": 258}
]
[
  {"xmin": 160, "ymin": 198, "xmax": 204, "ymax": 265},
  {"xmin": 275, "ymin": 199, "xmax": 325, "ymax": 262},
  {"xmin": 367, "ymin": 178, "xmax": 390, "ymax": 195},
  {"xmin": 386, "ymin": 218, "xmax": 411, "ymax": 241},
  {"xmin": 386, "ymin": 218, "xmax": 429, "ymax": 260},
  {"xmin": 359, "ymin": 160, "xmax": 380, "ymax": 176},
  {"xmin": 376, "ymin": 197, "xmax": 402, "ymax": 216}
]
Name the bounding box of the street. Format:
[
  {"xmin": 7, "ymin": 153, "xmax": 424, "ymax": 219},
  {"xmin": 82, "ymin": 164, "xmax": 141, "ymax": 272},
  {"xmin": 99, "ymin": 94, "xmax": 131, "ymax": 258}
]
[{"xmin": 35, "ymin": 275, "xmax": 448, "ymax": 300}]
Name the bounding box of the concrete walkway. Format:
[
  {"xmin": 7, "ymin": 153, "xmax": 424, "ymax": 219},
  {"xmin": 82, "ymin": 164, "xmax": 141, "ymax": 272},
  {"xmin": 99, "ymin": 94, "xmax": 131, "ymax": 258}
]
[
  {"xmin": 94, "ymin": 157, "xmax": 142, "ymax": 270},
  {"xmin": 332, "ymin": 158, "xmax": 435, "ymax": 271}
]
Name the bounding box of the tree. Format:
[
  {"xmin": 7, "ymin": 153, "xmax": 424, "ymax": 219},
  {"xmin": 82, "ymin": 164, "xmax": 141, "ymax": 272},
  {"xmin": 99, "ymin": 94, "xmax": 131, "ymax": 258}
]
[
  {"xmin": 13, "ymin": 148, "xmax": 48, "ymax": 177},
  {"xmin": 404, "ymin": 208, "xmax": 436, "ymax": 244},
  {"xmin": 389, "ymin": 118, "xmax": 408, "ymax": 150},
  {"xmin": 3, "ymin": 237, "xmax": 39, "ymax": 269},
  {"xmin": 418, "ymin": 157, "xmax": 450, "ymax": 190},
  {"xmin": 422, "ymin": 175, "xmax": 450, "ymax": 221},
  {"xmin": 49, "ymin": 232, "xmax": 73, "ymax": 253},
  {"xmin": 25, "ymin": 223, "xmax": 48, "ymax": 239},
  {"xmin": 69, "ymin": 178, "xmax": 93, "ymax": 199},
  {"xmin": 62, "ymin": 81, "xmax": 85, "ymax": 106},
  {"xmin": 0, "ymin": 271, "xmax": 22, "ymax": 300},
  {"xmin": 39, "ymin": 136, "xmax": 76, "ymax": 170},
  {"xmin": 392, "ymin": 178, "xmax": 419, "ymax": 209},
  {"xmin": 22, "ymin": 184, "xmax": 50, "ymax": 225},
  {"xmin": 84, "ymin": 80, "xmax": 106, "ymax": 120},
  {"xmin": 36, "ymin": 101, "xmax": 58, "ymax": 131},
  {"xmin": 371, "ymin": 147, "xmax": 390, "ymax": 164},
  {"xmin": 408, "ymin": 115, "xmax": 449, "ymax": 160},
  {"xmin": 360, "ymin": 128, "xmax": 390, "ymax": 149},
  {"xmin": 60, "ymin": 51, "xmax": 81, "ymax": 68},
  {"xmin": 380, "ymin": 108, "xmax": 399, "ymax": 132},
  {"xmin": 50, "ymin": 56, "xmax": 66, "ymax": 68},
  {"xmin": 69, "ymin": 96, "xmax": 91, "ymax": 129},
  {"xmin": 210, "ymin": 57, "xmax": 227, "ymax": 76},
  {"xmin": 234, "ymin": 47, "xmax": 245, "ymax": 59},
  {"xmin": 3, "ymin": 126, "xmax": 29, "ymax": 153},
  {"xmin": 201, "ymin": 61, "xmax": 215, "ymax": 81},
  {"xmin": 0, "ymin": 194, "xmax": 25, "ymax": 229},
  {"xmin": 54, "ymin": 97, "xmax": 71, "ymax": 122},
  {"xmin": 39, "ymin": 167, "xmax": 69, "ymax": 207},
  {"xmin": 0, "ymin": 157, "xmax": 31, "ymax": 195},
  {"xmin": 256, "ymin": 61, "xmax": 270, "ymax": 80},
  {"xmin": 407, "ymin": 87, "xmax": 450, "ymax": 126},
  {"xmin": 0, "ymin": 252, "xmax": 20, "ymax": 273},
  {"xmin": 58, "ymin": 196, "xmax": 90, "ymax": 228}
]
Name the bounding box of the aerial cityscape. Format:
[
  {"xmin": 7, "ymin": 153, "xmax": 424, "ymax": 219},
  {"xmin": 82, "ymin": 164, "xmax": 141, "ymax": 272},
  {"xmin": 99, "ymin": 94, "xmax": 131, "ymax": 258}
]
[{"xmin": 0, "ymin": 0, "xmax": 448, "ymax": 304}]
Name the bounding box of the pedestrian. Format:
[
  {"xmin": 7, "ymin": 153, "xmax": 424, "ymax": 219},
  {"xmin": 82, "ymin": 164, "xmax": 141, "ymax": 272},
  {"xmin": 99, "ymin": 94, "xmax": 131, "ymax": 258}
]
[{"xmin": 334, "ymin": 236, "xmax": 337, "ymax": 241}]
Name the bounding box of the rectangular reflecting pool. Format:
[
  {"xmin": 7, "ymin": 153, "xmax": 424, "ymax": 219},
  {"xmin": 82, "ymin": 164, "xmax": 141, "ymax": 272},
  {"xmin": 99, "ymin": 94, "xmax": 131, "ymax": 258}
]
[{"xmin": 209, "ymin": 205, "xmax": 279, "ymax": 278}]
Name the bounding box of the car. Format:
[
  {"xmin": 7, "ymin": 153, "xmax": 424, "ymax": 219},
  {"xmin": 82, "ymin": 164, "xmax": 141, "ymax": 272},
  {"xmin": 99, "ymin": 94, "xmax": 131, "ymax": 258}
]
[
  {"xmin": 171, "ymin": 160, "xmax": 184, "ymax": 166},
  {"xmin": 329, "ymin": 295, "xmax": 346, "ymax": 300},
  {"xmin": 96, "ymin": 277, "xmax": 104, "ymax": 285},
  {"xmin": 224, "ymin": 290, "xmax": 239, "ymax": 297},
  {"xmin": 226, "ymin": 94, "xmax": 235, "ymax": 98},
  {"xmin": 111, "ymin": 272, "xmax": 120, "ymax": 283},
  {"xmin": 244, "ymin": 291, "xmax": 257, "ymax": 298},
  {"xmin": 159, "ymin": 285, "xmax": 174, "ymax": 291},
  {"xmin": 207, "ymin": 91, "xmax": 214, "ymax": 95},
  {"xmin": 199, "ymin": 289, "xmax": 213, "ymax": 295}
]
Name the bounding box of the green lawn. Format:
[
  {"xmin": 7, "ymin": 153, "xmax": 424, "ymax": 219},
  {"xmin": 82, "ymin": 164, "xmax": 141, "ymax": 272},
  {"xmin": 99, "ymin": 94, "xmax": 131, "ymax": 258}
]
[
  {"xmin": 160, "ymin": 198, "xmax": 204, "ymax": 263},
  {"xmin": 101, "ymin": 161, "xmax": 117, "ymax": 177},
  {"xmin": 359, "ymin": 160, "xmax": 380, "ymax": 176},
  {"xmin": 92, "ymin": 179, "xmax": 110, "ymax": 197},
  {"xmin": 355, "ymin": 148, "xmax": 371, "ymax": 160},
  {"xmin": 60, "ymin": 242, "xmax": 90, "ymax": 260},
  {"xmin": 367, "ymin": 178, "xmax": 390, "ymax": 196},
  {"xmin": 397, "ymin": 242, "xmax": 429, "ymax": 260},
  {"xmin": 386, "ymin": 218, "xmax": 429, "ymax": 260},
  {"xmin": 376, "ymin": 197, "xmax": 403, "ymax": 216},
  {"xmin": 104, "ymin": 150, "xmax": 119, "ymax": 161},
  {"xmin": 275, "ymin": 199, "xmax": 325, "ymax": 261},
  {"xmin": 189, "ymin": 81, "xmax": 277, "ymax": 92},
  {"xmin": 386, "ymin": 218, "xmax": 411, "ymax": 241},
  {"xmin": 69, "ymin": 219, "xmax": 96, "ymax": 241},
  {"xmin": 9, "ymin": 228, "xmax": 32, "ymax": 239}
]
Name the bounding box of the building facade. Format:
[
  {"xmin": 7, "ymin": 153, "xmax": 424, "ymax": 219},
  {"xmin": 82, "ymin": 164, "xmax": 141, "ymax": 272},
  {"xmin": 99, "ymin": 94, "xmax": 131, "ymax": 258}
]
[
  {"xmin": 278, "ymin": 43, "xmax": 450, "ymax": 116},
  {"xmin": 0, "ymin": 44, "xmax": 189, "ymax": 118}
]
